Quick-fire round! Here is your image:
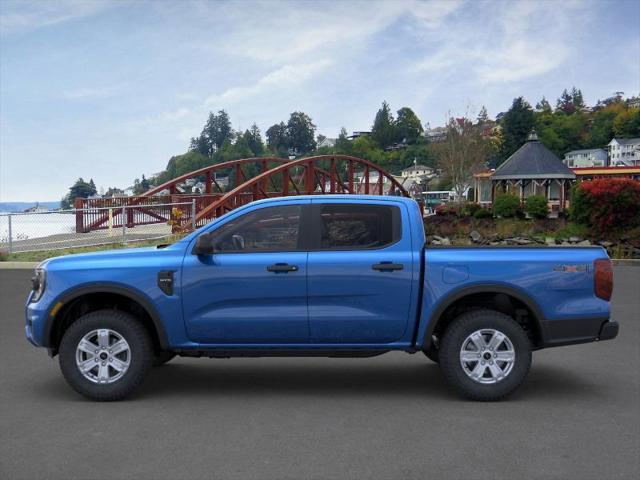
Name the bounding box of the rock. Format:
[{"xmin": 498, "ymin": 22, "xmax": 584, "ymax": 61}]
[
  {"xmin": 489, "ymin": 241, "xmax": 501, "ymax": 246},
  {"xmin": 433, "ymin": 235, "xmax": 445, "ymax": 242},
  {"xmin": 561, "ymin": 241, "xmax": 571, "ymax": 246},
  {"xmin": 577, "ymin": 240, "xmax": 591, "ymax": 246},
  {"xmin": 441, "ymin": 237, "xmax": 451, "ymax": 246},
  {"xmin": 545, "ymin": 237, "xmax": 556, "ymax": 245},
  {"xmin": 469, "ymin": 230, "xmax": 482, "ymax": 243},
  {"xmin": 431, "ymin": 240, "xmax": 442, "ymax": 245},
  {"xmin": 569, "ymin": 236, "xmax": 582, "ymax": 243},
  {"xmin": 598, "ymin": 241, "xmax": 613, "ymax": 248}
]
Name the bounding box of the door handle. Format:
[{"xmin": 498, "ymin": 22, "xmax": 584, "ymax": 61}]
[
  {"xmin": 372, "ymin": 262, "xmax": 404, "ymax": 272},
  {"xmin": 267, "ymin": 263, "xmax": 299, "ymax": 273}
]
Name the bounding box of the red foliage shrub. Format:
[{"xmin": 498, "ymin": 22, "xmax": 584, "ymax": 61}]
[{"xmin": 570, "ymin": 178, "xmax": 640, "ymax": 234}]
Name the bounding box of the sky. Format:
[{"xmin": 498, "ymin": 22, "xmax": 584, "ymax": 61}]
[{"xmin": 1, "ymin": 0, "xmax": 639, "ymax": 202}]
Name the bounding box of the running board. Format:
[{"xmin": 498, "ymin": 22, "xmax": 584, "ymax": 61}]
[{"xmin": 175, "ymin": 349, "xmax": 391, "ymax": 359}]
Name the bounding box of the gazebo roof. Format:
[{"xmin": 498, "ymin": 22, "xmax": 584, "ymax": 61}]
[{"xmin": 492, "ymin": 131, "xmax": 576, "ymax": 180}]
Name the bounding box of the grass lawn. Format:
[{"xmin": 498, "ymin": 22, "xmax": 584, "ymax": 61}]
[{"xmin": 1, "ymin": 236, "xmax": 184, "ymax": 263}]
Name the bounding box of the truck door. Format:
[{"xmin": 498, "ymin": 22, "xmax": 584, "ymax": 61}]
[
  {"xmin": 181, "ymin": 202, "xmax": 310, "ymax": 344},
  {"xmin": 307, "ymin": 201, "xmax": 414, "ymax": 343}
]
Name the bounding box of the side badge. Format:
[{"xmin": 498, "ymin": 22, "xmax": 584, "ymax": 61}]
[
  {"xmin": 158, "ymin": 270, "xmax": 174, "ymax": 295},
  {"xmin": 553, "ymin": 264, "xmax": 588, "ymax": 273}
]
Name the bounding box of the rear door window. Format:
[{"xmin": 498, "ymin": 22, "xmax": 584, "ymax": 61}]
[{"xmin": 316, "ymin": 204, "xmax": 400, "ymax": 250}]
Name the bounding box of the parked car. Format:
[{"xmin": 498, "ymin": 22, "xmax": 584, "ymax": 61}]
[{"xmin": 25, "ymin": 195, "xmax": 618, "ymax": 401}]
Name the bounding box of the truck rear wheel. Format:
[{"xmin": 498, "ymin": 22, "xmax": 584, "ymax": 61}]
[
  {"xmin": 439, "ymin": 309, "xmax": 532, "ymax": 401},
  {"xmin": 58, "ymin": 310, "xmax": 154, "ymax": 401}
]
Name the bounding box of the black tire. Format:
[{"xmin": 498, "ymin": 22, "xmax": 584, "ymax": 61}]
[
  {"xmin": 59, "ymin": 310, "xmax": 154, "ymax": 401},
  {"xmin": 153, "ymin": 351, "xmax": 176, "ymax": 367},
  {"xmin": 439, "ymin": 309, "xmax": 532, "ymax": 401},
  {"xmin": 422, "ymin": 345, "xmax": 439, "ymax": 363}
]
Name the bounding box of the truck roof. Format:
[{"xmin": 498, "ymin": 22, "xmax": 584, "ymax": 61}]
[{"xmin": 249, "ymin": 194, "xmax": 417, "ymax": 207}]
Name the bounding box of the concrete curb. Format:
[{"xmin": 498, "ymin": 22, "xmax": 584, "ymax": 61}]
[
  {"xmin": 612, "ymin": 259, "xmax": 640, "ymax": 266},
  {"xmin": 0, "ymin": 262, "xmax": 39, "ymax": 269}
]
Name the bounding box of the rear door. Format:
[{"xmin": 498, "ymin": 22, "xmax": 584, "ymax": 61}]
[{"xmin": 307, "ymin": 200, "xmax": 414, "ymax": 343}]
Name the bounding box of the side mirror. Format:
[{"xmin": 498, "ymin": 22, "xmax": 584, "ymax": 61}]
[{"xmin": 193, "ymin": 233, "xmax": 214, "ymax": 256}]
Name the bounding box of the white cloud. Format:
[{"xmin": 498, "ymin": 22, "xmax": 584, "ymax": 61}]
[
  {"xmin": 0, "ymin": 0, "xmax": 114, "ymax": 35},
  {"xmin": 412, "ymin": 0, "xmax": 584, "ymax": 84},
  {"xmin": 205, "ymin": 60, "xmax": 332, "ymax": 105}
]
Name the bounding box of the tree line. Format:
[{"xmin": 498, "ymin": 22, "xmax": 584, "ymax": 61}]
[{"xmin": 61, "ymin": 89, "xmax": 640, "ymax": 205}]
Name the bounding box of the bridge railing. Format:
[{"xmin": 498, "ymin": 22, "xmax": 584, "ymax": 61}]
[{"xmin": 74, "ymin": 195, "xmax": 221, "ymax": 233}]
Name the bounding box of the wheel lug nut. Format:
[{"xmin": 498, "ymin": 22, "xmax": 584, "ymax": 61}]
[
  {"xmin": 108, "ymin": 358, "xmax": 112, "ymax": 362},
  {"xmin": 102, "ymin": 362, "xmax": 106, "ymax": 366},
  {"xmin": 481, "ymin": 361, "xmax": 485, "ymax": 365}
]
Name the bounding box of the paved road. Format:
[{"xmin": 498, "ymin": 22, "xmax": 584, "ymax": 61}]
[{"xmin": 1, "ymin": 268, "xmax": 638, "ymax": 480}]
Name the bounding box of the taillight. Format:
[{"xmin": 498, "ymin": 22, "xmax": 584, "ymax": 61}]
[{"xmin": 594, "ymin": 258, "xmax": 613, "ymax": 301}]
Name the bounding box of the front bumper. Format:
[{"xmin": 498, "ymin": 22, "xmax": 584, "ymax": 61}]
[{"xmin": 541, "ymin": 318, "xmax": 619, "ymax": 348}]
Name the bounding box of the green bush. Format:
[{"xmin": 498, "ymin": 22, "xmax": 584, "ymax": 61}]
[
  {"xmin": 524, "ymin": 195, "xmax": 549, "ymax": 219},
  {"xmin": 473, "ymin": 208, "xmax": 493, "ymax": 219},
  {"xmin": 493, "ymin": 193, "xmax": 521, "ymax": 218},
  {"xmin": 461, "ymin": 202, "xmax": 481, "ymax": 217}
]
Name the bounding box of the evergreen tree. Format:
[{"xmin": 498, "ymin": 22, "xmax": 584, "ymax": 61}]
[
  {"xmin": 371, "ymin": 101, "xmax": 395, "ymax": 148},
  {"xmin": 499, "ymin": 97, "xmax": 535, "ymax": 163},
  {"xmin": 286, "ymin": 111, "xmax": 316, "ymax": 154},
  {"xmin": 535, "ymin": 97, "xmax": 552, "ymax": 113},
  {"xmin": 335, "ymin": 127, "xmax": 352, "ymax": 154},
  {"xmin": 266, "ymin": 122, "xmax": 289, "ymax": 155},
  {"xmin": 200, "ymin": 110, "xmax": 233, "ymax": 155},
  {"xmin": 571, "ymin": 87, "xmax": 585, "ymax": 110},
  {"xmin": 556, "ymin": 89, "xmax": 576, "ymax": 114},
  {"xmin": 243, "ymin": 123, "xmax": 264, "ymax": 156},
  {"xmin": 477, "ymin": 106, "xmax": 490, "ymax": 124},
  {"xmin": 395, "ymin": 107, "xmax": 423, "ymax": 143}
]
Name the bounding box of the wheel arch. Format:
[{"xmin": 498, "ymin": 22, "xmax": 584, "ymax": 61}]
[
  {"xmin": 45, "ymin": 284, "xmax": 169, "ymax": 355},
  {"xmin": 421, "ymin": 284, "xmax": 546, "ymax": 349}
]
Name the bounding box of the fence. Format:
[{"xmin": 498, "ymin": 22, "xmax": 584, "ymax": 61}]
[{"xmin": 0, "ymin": 201, "xmax": 196, "ymax": 254}]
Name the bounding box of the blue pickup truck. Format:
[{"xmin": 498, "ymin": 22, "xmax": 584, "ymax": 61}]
[{"xmin": 26, "ymin": 195, "xmax": 618, "ymax": 401}]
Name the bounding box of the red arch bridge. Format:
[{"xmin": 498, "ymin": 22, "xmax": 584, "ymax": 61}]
[{"xmin": 75, "ymin": 155, "xmax": 412, "ymax": 234}]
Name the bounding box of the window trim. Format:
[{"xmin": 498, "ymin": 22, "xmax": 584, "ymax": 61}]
[{"xmin": 308, "ymin": 203, "xmax": 403, "ymax": 252}]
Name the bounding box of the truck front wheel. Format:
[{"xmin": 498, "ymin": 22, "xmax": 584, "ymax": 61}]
[
  {"xmin": 58, "ymin": 310, "xmax": 154, "ymax": 401},
  {"xmin": 439, "ymin": 309, "xmax": 532, "ymax": 401}
]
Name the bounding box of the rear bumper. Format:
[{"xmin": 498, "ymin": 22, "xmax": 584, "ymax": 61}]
[{"xmin": 540, "ymin": 317, "xmax": 619, "ymax": 348}]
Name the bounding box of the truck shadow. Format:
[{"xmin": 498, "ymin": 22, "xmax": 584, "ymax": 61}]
[{"xmin": 132, "ymin": 360, "xmax": 603, "ymax": 402}]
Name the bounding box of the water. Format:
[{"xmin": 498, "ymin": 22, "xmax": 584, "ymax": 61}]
[{"xmin": 0, "ymin": 212, "xmax": 76, "ymax": 243}]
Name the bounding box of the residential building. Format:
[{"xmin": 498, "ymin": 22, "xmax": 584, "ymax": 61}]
[
  {"xmin": 424, "ymin": 126, "xmax": 447, "ymax": 143},
  {"xmin": 317, "ymin": 137, "xmax": 337, "ymax": 148},
  {"xmin": 572, "ymin": 166, "xmax": 640, "ymax": 182},
  {"xmin": 608, "ymin": 138, "xmax": 640, "ymax": 166},
  {"xmin": 347, "ymin": 131, "xmax": 371, "ymax": 140},
  {"xmin": 401, "ymin": 162, "xmax": 435, "ymax": 181},
  {"xmin": 563, "ymin": 148, "xmax": 608, "ymax": 168}
]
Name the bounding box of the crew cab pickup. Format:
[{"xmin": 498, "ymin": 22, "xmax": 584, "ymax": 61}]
[{"xmin": 25, "ymin": 195, "xmax": 618, "ymax": 401}]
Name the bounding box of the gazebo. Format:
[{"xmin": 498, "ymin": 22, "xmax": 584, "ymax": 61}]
[{"xmin": 474, "ymin": 131, "xmax": 576, "ymax": 216}]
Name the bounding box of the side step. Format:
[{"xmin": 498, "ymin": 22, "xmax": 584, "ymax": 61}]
[{"xmin": 175, "ymin": 349, "xmax": 390, "ymax": 359}]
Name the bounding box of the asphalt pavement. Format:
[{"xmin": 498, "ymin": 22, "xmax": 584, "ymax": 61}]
[{"xmin": 1, "ymin": 267, "xmax": 638, "ymax": 480}]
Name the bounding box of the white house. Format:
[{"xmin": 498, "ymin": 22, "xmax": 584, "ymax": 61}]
[
  {"xmin": 317, "ymin": 137, "xmax": 337, "ymax": 148},
  {"xmin": 563, "ymin": 148, "xmax": 608, "ymax": 168},
  {"xmin": 608, "ymin": 138, "xmax": 640, "ymax": 166},
  {"xmin": 401, "ymin": 163, "xmax": 435, "ymax": 181}
]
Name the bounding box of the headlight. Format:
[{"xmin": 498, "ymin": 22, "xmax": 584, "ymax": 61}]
[{"xmin": 30, "ymin": 268, "xmax": 46, "ymax": 303}]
